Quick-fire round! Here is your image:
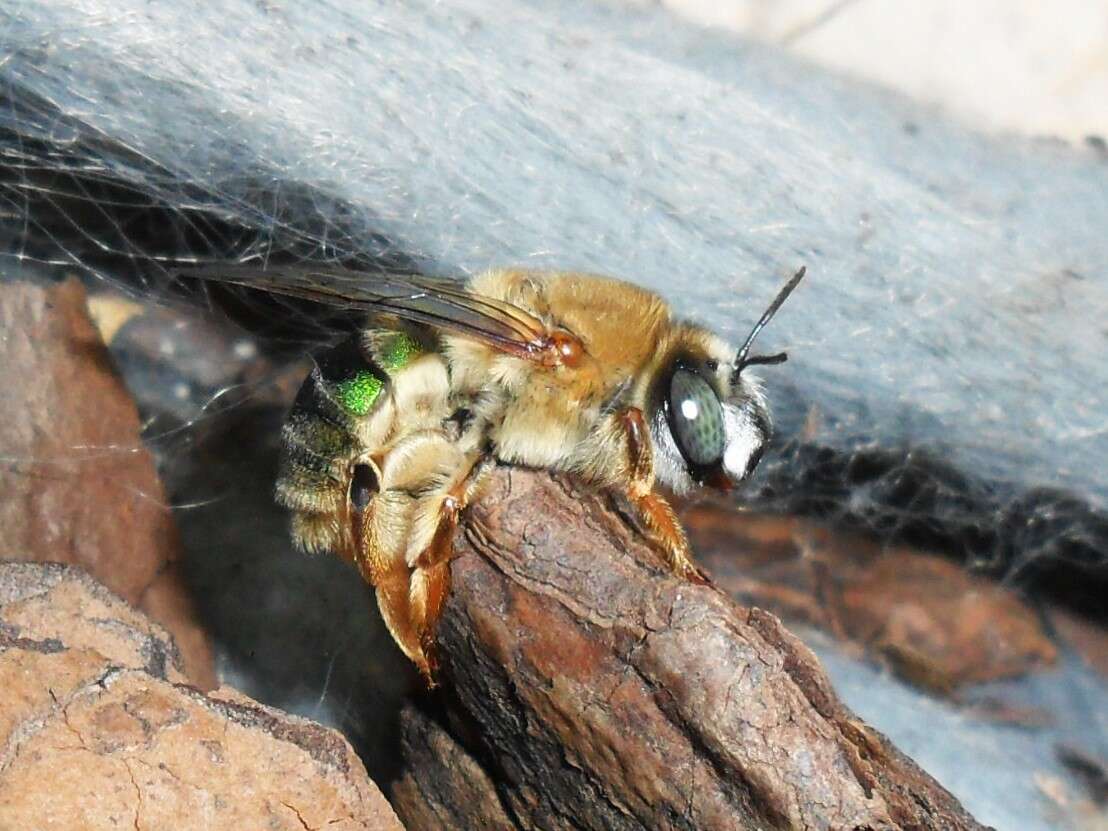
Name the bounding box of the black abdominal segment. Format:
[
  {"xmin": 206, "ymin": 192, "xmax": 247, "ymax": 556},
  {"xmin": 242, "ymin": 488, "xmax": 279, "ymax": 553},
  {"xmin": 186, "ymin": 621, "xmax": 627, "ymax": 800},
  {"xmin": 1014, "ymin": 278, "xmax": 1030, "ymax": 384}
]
[{"xmin": 275, "ymin": 335, "xmax": 388, "ymax": 514}]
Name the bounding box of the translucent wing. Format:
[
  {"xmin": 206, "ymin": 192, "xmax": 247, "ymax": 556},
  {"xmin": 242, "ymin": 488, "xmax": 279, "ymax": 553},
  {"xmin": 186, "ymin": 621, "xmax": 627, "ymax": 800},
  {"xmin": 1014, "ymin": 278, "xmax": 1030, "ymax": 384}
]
[{"xmin": 175, "ymin": 263, "xmax": 554, "ymax": 361}]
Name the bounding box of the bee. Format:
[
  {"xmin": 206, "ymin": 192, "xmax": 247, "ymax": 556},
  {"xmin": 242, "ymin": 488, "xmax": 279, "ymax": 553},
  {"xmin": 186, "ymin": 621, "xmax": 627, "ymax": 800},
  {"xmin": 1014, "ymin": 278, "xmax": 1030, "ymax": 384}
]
[{"xmin": 189, "ymin": 265, "xmax": 804, "ymax": 681}]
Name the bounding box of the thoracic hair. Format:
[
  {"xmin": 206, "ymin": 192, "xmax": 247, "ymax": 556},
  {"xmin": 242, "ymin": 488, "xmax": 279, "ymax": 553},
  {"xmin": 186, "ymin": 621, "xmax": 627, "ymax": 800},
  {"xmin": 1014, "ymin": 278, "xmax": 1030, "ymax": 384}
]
[{"xmin": 442, "ymin": 269, "xmax": 771, "ymax": 494}]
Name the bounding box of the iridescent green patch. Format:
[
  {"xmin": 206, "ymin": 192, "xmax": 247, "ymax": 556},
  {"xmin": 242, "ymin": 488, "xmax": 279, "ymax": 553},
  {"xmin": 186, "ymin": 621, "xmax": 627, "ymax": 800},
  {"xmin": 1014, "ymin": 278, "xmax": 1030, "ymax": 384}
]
[
  {"xmin": 379, "ymin": 332, "xmax": 420, "ymax": 371},
  {"xmin": 335, "ymin": 370, "xmax": 383, "ymax": 416}
]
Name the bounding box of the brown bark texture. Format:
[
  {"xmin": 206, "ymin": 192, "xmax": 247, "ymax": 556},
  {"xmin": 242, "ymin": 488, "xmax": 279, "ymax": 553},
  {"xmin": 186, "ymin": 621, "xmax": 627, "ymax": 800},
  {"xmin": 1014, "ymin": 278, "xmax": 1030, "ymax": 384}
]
[{"xmin": 392, "ymin": 469, "xmax": 989, "ymax": 831}]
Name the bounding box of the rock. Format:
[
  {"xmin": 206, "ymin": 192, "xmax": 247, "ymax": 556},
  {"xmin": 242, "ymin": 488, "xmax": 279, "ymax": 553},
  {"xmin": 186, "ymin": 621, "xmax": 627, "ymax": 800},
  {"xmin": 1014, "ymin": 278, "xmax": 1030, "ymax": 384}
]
[
  {"xmin": 0, "ymin": 277, "xmax": 215, "ymax": 688},
  {"xmin": 684, "ymin": 505, "xmax": 1057, "ymax": 692},
  {"xmin": 1051, "ymin": 608, "xmax": 1108, "ymax": 682},
  {"xmin": 0, "ymin": 562, "xmax": 403, "ymax": 830}
]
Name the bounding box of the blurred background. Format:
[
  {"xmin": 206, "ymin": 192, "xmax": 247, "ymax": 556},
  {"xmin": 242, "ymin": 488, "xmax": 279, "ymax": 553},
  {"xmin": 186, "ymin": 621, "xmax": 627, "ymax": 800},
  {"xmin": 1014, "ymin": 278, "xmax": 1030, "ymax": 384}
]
[{"xmin": 664, "ymin": 0, "xmax": 1108, "ymax": 140}]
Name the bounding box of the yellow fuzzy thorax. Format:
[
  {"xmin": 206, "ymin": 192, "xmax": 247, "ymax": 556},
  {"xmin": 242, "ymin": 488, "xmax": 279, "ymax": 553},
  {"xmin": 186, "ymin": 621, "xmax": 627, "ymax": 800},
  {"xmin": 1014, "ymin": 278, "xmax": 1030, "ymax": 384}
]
[{"xmin": 443, "ymin": 269, "xmax": 734, "ymax": 477}]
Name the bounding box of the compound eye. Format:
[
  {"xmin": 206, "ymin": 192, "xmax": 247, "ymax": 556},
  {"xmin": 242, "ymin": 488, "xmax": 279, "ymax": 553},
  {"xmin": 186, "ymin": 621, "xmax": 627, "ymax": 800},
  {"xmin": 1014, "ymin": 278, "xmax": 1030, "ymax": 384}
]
[{"xmin": 668, "ymin": 368, "xmax": 726, "ymax": 468}]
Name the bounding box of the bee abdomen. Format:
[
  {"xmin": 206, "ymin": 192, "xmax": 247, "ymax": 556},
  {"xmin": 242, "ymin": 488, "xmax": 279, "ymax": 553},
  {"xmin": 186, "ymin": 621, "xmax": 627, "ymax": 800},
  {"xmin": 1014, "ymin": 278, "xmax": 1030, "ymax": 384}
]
[
  {"xmin": 276, "ymin": 330, "xmax": 429, "ymax": 551},
  {"xmin": 276, "ymin": 336, "xmax": 390, "ymax": 514},
  {"xmin": 302, "ymin": 336, "xmax": 390, "ymax": 420}
]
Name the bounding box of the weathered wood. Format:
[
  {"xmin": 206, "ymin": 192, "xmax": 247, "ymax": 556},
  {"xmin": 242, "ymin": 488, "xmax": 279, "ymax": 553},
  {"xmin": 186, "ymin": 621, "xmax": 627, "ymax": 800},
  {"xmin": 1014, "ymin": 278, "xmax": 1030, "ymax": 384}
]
[{"xmin": 394, "ymin": 468, "xmax": 986, "ymax": 831}]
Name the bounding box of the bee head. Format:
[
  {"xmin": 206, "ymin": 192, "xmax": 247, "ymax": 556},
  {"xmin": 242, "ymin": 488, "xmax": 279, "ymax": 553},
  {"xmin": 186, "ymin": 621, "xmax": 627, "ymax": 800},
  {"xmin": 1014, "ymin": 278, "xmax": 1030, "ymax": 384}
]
[{"xmin": 650, "ymin": 268, "xmax": 804, "ymax": 494}]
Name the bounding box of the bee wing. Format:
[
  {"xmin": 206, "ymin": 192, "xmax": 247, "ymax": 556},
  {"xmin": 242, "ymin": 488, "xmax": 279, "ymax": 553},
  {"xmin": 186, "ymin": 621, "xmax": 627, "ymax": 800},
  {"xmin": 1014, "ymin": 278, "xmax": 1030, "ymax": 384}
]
[{"xmin": 175, "ymin": 263, "xmax": 551, "ymax": 359}]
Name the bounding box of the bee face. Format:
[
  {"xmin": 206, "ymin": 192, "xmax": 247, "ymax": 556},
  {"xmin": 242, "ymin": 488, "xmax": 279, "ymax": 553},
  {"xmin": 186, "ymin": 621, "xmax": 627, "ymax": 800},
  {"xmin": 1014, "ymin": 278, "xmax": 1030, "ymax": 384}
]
[
  {"xmin": 648, "ymin": 266, "xmax": 804, "ymax": 495},
  {"xmin": 649, "ymin": 352, "xmax": 770, "ymax": 495}
]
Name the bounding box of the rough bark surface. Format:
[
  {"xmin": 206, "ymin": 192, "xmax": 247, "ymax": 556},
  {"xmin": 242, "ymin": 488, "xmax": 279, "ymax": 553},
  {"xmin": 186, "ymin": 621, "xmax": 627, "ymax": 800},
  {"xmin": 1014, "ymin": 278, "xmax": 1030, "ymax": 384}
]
[
  {"xmin": 392, "ymin": 706, "xmax": 515, "ymax": 830},
  {"xmin": 0, "ymin": 278, "xmax": 215, "ymax": 688},
  {"xmin": 0, "ymin": 562, "xmax": 403, "ymax": 831},
  {"xmin": 395, "ymin": 469, "xmax": 988, "ymax": 831}
]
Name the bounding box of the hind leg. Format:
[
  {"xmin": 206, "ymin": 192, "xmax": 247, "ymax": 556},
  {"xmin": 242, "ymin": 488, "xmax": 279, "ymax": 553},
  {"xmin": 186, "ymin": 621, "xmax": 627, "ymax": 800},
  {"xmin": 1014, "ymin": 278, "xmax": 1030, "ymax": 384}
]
[
  {"xmin": 351, "ymin": 433, "xmax": 478, "ymax": 682},
  {"xmin": 342, "ymin": 462, "xmax": 429, "ymax": 673},
  {"xmin": 406, "ymin": 452, "xmax": 492, "ymax": 677},
  {"xmin": 340, "ymin": 432, "xmax": 489, "ymax": 683}
]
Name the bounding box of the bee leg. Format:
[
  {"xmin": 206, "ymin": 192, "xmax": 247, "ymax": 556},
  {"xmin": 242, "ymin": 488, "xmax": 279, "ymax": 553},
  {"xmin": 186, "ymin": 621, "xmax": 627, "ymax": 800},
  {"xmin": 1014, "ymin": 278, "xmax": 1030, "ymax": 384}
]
[
  {"xmin": 372, "ymin": 558, "xmax": 430, "ymax": 678},
  {"xmin": 408, "ymin": 562, "xmax": 450, "ymax": 682},
  {"xmin": 407, "ymin": 453, "xmax": 493, "ymax": 679},
  {"xmin": 632, "ymin": 491, "xmax": 709, "ymax": 584},
  {"xmin": 344, "ymin": 466, "xmax": 432, "ymax": 678},
  {"xmin": 618, "ymin": 408, "xmax": 710, "ymax": 585}
]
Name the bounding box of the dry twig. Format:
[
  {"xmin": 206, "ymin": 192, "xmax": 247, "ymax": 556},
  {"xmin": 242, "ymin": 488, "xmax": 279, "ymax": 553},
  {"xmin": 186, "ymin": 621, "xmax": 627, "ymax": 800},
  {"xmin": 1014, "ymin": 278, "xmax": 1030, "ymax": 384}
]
[{"xmin": 391, "ymin": 469, "xmax": 987, "ymax": 830}]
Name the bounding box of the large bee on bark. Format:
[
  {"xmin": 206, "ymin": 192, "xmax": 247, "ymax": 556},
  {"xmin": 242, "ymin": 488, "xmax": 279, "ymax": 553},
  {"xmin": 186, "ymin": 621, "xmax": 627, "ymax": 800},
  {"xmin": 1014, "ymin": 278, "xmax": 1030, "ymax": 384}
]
[{"xmin": 189, "ymin": 265, "xmax": 804, "ymax": 681}]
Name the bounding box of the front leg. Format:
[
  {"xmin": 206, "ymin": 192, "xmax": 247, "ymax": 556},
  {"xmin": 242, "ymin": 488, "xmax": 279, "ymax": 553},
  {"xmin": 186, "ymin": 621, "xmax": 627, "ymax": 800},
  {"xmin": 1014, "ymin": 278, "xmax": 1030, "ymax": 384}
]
[{"xmin": 618, "ymin": 408, "xmax": 709, "ymax": 584}]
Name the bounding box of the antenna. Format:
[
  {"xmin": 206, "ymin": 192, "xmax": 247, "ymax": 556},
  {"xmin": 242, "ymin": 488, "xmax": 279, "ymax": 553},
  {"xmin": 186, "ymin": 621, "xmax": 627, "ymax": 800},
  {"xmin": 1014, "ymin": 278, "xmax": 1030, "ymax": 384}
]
[{"xmin": 732, "ymin": 266, "xmax": 806, "ymax": 382}]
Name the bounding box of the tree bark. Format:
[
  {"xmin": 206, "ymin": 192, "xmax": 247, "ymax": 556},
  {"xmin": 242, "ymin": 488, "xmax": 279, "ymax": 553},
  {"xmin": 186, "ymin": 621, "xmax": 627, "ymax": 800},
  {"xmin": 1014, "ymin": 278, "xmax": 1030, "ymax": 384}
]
[{"xmin": 391, "ymin": 468, "xmax": 988, "ymax": 831}]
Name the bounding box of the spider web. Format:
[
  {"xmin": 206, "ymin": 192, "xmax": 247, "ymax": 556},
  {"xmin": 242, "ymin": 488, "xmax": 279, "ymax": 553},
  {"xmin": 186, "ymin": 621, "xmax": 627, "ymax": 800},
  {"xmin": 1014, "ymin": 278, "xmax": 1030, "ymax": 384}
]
[{"xmin": 1, "ymin": 0, "xmax": 1106, "ymax": 621}]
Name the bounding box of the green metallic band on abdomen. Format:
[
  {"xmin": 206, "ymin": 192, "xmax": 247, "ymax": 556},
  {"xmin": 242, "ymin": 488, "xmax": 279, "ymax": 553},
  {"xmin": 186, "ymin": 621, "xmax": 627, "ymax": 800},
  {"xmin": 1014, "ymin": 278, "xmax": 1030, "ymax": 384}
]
[
  {"xmin": 378, "ymin": 331, "xmax": 420, "ymax": 372},
  {"xmin": 292, "ymin": 329, "xmax": 423, "ymax": 422},
  {"xmin": 336, "ymin": 370, "xmax": 384, "ymax": 416}
]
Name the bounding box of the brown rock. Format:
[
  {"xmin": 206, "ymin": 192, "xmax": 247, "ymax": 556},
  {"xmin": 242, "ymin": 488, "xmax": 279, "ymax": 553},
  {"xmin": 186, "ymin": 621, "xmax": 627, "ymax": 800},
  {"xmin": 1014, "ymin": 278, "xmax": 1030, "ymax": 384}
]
[
  {"xmin": 840, "ymin": 551, "xmax": 1057, "ymax": 691},
  {"xmin": 0, "ymin": 562, "xmax": 403, "ymax": 830},
  {"xmin": 684, "ymin": 505, "xmax": 1057, "ymax": 691},
  {"xmin": 0, "ymin": 562, "xmax": 189, "ymax": 686},
  {"xmin": 0, "ymin": 278, "xmax": 214, "ymax": 688}
]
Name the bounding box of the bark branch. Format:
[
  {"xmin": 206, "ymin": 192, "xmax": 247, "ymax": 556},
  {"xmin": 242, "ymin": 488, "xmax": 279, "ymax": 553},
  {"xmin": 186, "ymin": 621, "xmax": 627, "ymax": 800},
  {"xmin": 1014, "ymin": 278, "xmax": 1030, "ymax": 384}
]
[{"xmin": 391, "ymin": 468, "xmax": 987, "ymax": 831}]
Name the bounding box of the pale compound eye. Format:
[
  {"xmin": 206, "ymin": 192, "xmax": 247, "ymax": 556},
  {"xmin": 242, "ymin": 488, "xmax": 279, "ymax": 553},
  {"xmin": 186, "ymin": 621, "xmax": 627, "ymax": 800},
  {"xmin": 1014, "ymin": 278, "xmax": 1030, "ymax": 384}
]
[{"xmin": 667, "ymin": 368, "xmax": 725, "ymax": 468}]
